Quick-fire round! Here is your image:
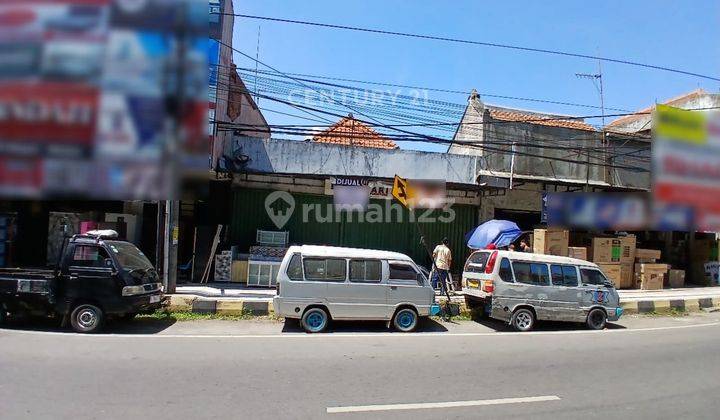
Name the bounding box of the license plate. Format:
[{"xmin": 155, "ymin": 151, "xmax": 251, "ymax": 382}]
[
  {"xmin": 467, "ymin": 280, "xmax": 479, "ymax": 288},
  {"xmin": 149, "ymin": 295, "xmax": 160, "ymax": 304}
]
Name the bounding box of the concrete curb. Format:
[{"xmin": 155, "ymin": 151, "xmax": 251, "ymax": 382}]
[
  {"xmin": 166, "ymin": 294, "xmax": 720, "ymax": 317},
  {"xmin": 167, "ymin": 295, "xmax": 273, "ymax": 316},
  {"xmin": 621, "ymin": 297, "xmax": 720, "ymax": 315}
]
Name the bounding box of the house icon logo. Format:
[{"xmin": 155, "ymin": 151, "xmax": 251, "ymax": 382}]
[{"xmin": 264, "ymin": 191, "xmax": 295, "ymax": 229}]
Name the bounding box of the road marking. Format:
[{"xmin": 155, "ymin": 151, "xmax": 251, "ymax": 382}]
[
  {"xmin": 326, "ymin": 395, "xmax": 561, "ymax": 413},
  {"xmin": 2, "ymin": 321, "xmax": 719, "ymax": 339}
]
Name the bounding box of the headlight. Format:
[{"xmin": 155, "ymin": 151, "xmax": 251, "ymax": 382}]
[
  {"xmin": 17, "ymin": 280, "xmax": 50, "ymax": 294},
  {"xmin": 122, "ymin": 285, "xmax": 146, "ymax": 296}
]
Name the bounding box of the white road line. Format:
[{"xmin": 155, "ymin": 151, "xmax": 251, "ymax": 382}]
[
  {"xmin": 2, "ymin": 320, "xmax": 719, "ymax": 338},
  {"xmin": 326, "ymin": 395, "xmax": 561, "ymax": 414}
]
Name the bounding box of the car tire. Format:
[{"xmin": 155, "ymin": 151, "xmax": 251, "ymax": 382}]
[
  {"xmin": 511, "ymin": 308, "xmax": 535, "ymax": 332},
  {"xmin": 393, "ymin": 308, "xmax": 418, "ymax": 332},
  {"xmin": 301, "ymin": 307, "xmax": 329, "ymax": 333},
  {"xmin": 70, "ymin": 304, "xmax": 104, "ymax": 334},
  {"xmin": 586, "ymin": 308, "xmax": 607, "ymax": 330}
]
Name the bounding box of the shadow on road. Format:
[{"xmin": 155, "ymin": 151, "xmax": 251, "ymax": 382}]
[
  {"xmin": 469, "ymin": 315, "xmax": 626, "ymax": 332},
  {"xmin": 281, "ymin": 317, "xmax": 449, "ymax": 334},
  {"xmin": 1, "ymin": 316, "xmax": 177, "ymax": 335}
]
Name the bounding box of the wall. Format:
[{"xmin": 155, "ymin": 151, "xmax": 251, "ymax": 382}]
[{"xmin": 229, "ymin": 187, "xmax": 478, "ymax": 273}]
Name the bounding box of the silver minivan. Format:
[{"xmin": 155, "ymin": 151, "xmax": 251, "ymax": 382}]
[
  {"xmin": 273, "ymin": 245, "xmax": 440, "ymax": 333},
  {"xmin": 462, "ymin": 250, "xmax": 622, "ymax": 331}
]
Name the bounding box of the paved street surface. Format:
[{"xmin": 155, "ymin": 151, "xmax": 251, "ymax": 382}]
[{"xmin": 2, "ymin": 313, "xmax": 720, "ymax": 419}]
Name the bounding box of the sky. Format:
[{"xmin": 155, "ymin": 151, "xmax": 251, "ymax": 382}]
[{"xmin": 230, "ymin": 0, "xmax": 720, "ymax": 151}]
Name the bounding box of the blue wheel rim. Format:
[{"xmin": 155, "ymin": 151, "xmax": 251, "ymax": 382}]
[
  {"xmin": 398, "ymin": 311, "xmax": 415, "ymax": 329},
  {"xmin": 306, "ymin": 311, "xmax": 325, "ymax": 331}
]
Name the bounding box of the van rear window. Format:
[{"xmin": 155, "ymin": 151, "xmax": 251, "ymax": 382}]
[
  {"xmin": 286, "ymin": 254, "xmax": 303, "ymax": 281},
  {"xmin": 464, "ymin": 252, "xmax": 490, "ymax": 273}
]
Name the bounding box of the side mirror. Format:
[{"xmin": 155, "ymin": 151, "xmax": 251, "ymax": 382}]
[{"xmin": 104, "ymin": 258, "xmax": 114, "ymax": 268}]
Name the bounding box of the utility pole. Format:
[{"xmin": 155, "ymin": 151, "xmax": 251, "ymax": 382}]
[
  {"xmin": 160, "ymin": 2, "xmax": 187, "ymax": 293},
  {"xmin": 576, "ymin": 59, "xmax": 606, "ymax": 190}
]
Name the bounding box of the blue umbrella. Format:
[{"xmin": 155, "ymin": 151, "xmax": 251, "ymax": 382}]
[{"xmin": 465, "ymin": 220, "xmax": 522, "ymax": 249}]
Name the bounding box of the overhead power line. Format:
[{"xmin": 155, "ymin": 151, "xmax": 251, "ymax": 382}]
[{"xmin": 217, "ymin": 12, "xmax": 720, "ymax": 82}]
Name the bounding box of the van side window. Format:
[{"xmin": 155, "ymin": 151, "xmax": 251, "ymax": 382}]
[
  {"xmin": 464, "ymin": 252, "xmax": 490, "ymax": 273},
  {"xmin": 70, "ymin": 246, "xmax": 110, "ymax": 268},
  {"xmin": 551, "ymin": 265, "xmax": 579, "ymax": 287},
  {"xmin": 580, "ymin": 268, "xmax": 608, "ymax": 285},
  {"xmin": 499, "ymin": 258, "xmax": 513, "ymax": 282},
  {"xmin": 303, "ymin": 258, "xmax": 346, "ymax": 282},
  {"xmin": 389, "ymin": 263, "xmax": 417, "ymax": 281},
  {"xmin": 349, "ymin": 260, "xmax": 381, "ymax": 283},
  {"xmin": 286, "ymin": 254, "xmax": 303, "ymax": 281},
  {"xmin": 512, "ymin": 262, "xmax": 549, "ymax": 286}
]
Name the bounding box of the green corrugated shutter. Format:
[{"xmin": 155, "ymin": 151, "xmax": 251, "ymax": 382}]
[{"xmin": 230, "ymin": 188, "xmax": 477, "ymax": 273}]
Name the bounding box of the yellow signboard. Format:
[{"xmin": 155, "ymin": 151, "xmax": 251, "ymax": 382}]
[
  {"xmin": 654, "ymin": 104, "xmax": 707, "ymax": 145},
  {"xmin": 392, "ymin": 175, "xmax": 413, "ymax": 208}
]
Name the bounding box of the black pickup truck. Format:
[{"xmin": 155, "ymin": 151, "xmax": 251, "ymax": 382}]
[{"xmin": 0, "ymin": 231, "xmax": 165, "ymax": 333}]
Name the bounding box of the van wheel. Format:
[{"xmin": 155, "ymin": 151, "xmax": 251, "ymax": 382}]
[
  {"xmin": 586, "ymin": 308, "xmax": 607, "ymax": 330},
  {"xmin": 511, "ymin": 308, "xmax": 535, "ymax": 332},
  {"xmin": 301, "ymin": 308, "xmax": 329, "ymax": 333},
  {"xmin": 393, "ymin": 308, "xmax": 418, "ymax": 332},
  {"xmin": 70, "ymin": 304, "xmax": 104, "ymax": 334}
]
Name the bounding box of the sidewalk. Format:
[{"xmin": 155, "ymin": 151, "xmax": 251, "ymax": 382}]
[{"xmin": 168, "ymin": 284, "xmax": 720, "ymax": 316}]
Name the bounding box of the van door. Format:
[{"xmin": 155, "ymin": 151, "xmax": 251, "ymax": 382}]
[
  {"xmin": 304, "ymin": 257, "xmax": 348, "ymax": 318},
  {"xmin": 578, "ymin": 267, "xmax": 614, "ymax": 312},
  {"xmin": 62, "ymin": 244, "xmax": 119, "ymax": 308},
  {"xmin": 343, "ymin": 259, "xmax": 388, "ymax": 320},
  {"xmin": 387, "ymin": 261, "xmax": 429, "ymax": 315},
  {"xmin": 546, "ymin": 265, "xmax": 583, "ymax": 321},
  {"xmin": 499, "ymin": 261, "xmax": 550, "ymax": 319}
]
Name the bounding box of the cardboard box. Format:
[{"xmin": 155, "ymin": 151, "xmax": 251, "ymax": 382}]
[
  {"xmin": 533, "ymin": 228, "xmax": 569, "ymax": 256},
  {"xmin": 618, "ymin": 235, "xmax": 636, "ymax": 263},
  {"xmin": 636, "ymin": 248, "xmax": 661, "ymax": 262},
  {"xmin": 668, "ymin": 269, "xmax": 685, "ymax": 288},
  {"xmin": 591, "ymin": 237, "xmax": 622, "ymax": 263},
  {"xmin": 597, "ymin": 263, "xmax": 622, "ymax": 287},
  {"xmin": 567, "ymin": 246, "xmax": 587, "ymax": 260},
  {"xmin": 634, "ymin": 263, "xmax": 668, "ymax": 290},
  {"xmin": 620, "ymin": 263, "xmax": 634, "ymax": 289},
  {"xmin": 231, "ymin": 260, "xmax": 248, "ymax": 283}
]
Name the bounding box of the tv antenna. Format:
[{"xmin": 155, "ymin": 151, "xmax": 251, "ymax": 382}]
[{"xmin": 576, "ymin": 59, "xmax": 606, "ymax": 130}]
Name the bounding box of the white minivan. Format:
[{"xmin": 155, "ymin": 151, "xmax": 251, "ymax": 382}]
[
  {"xmin": 273, "ymin": 245, "xmax": 441, "ymax": 333},
  {"xmin": 462, "ymin": 250, "xmax": 623, "ymax": 332}
]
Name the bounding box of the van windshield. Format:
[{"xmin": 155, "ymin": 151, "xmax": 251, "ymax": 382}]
[{"xmin": 105, "ymin": 241, "xmax": 154, "ymax": 271}]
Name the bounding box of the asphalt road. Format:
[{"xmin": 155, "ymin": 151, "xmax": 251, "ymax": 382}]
[{"xmin": 2, "ymin": 314, "xmax": 720, "ymax": 420}]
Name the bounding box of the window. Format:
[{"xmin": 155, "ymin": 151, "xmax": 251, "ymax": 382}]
[
  {"xmin": 303, "ymin": 258, "xmax": 346, "ymax": 282},
  {"xmin": 464, "ymin": 252, "xmax": 490, "ymax": 273},
  {"xmin": 551, "ymin": 265, "xmax": 579, "ymax": 287},
  {"xmin": 499, "ymin": 258, "xmax": 513, "ymax": 282},
  {"xmin": 286, "ymin": 254, "xmax": 303, "ymax": 281},
  {"xmin": 580, "ymin": 268, "xmax": 608, "ymax": 285},
  {"xmin": 389, "ymin": 263, "xmax": 418, "ymax": 281},
  {"xmin": 512, "ymin": 262, "xmax": 550, "ymax": 286},
  {"xmin": 71, "ymin": 246, "xmax": 110, "ymax": 268},
  {"xmin": 349, "ymin": 259, "xmax": 382, "ymax": 283}
]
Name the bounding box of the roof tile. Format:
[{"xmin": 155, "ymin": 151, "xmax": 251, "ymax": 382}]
[{"xmin": 312, "ymin": 115, "xmax": 398, "ymax": 149}]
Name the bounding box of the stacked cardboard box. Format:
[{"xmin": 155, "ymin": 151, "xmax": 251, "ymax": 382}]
[
  {"xmin": 597, "ymin": 263, "xmax": 622, "ymax": 287},
  {"xmin": 533, "ymin": 229, "xmax": 569, "ymax": 256},
  {"xmin": 567, "ymin": 246, "xmax": 587, "ymax": 260},
  {"xmin": 635, "ymin": 263, "xmax": 668, "ymax": 290},
  {"xmin": 590, "ymin": 236, "xmax": 636, "ymax": 289},
  {"xmin": 691, "ymin": 239, "xmax": 720, "ymax": 285},
  {"xmin": 636, "ymin": 248, "xmax": 661, "ymax": 263}
]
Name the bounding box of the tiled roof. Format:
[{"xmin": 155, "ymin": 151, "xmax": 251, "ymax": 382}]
[
  {"xmin": 606, "ymin": 89, "xmax": 706, "ymax": 128},
  {"xmin": 488, "ymin": 108, "xmax": 596, "ymax": 131},
  {"xmin": 312, "ymin": 115, "xmax": 398, "ymax": 149}
]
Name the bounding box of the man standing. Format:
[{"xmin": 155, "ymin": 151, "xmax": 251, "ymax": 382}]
[
  {"xmin": 432, "ymin": 238, "xmax": 452, "ymax": 293},
  {"xmin": 519, "ymin": 239, "xmax": 532, "ymax": 253}
]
